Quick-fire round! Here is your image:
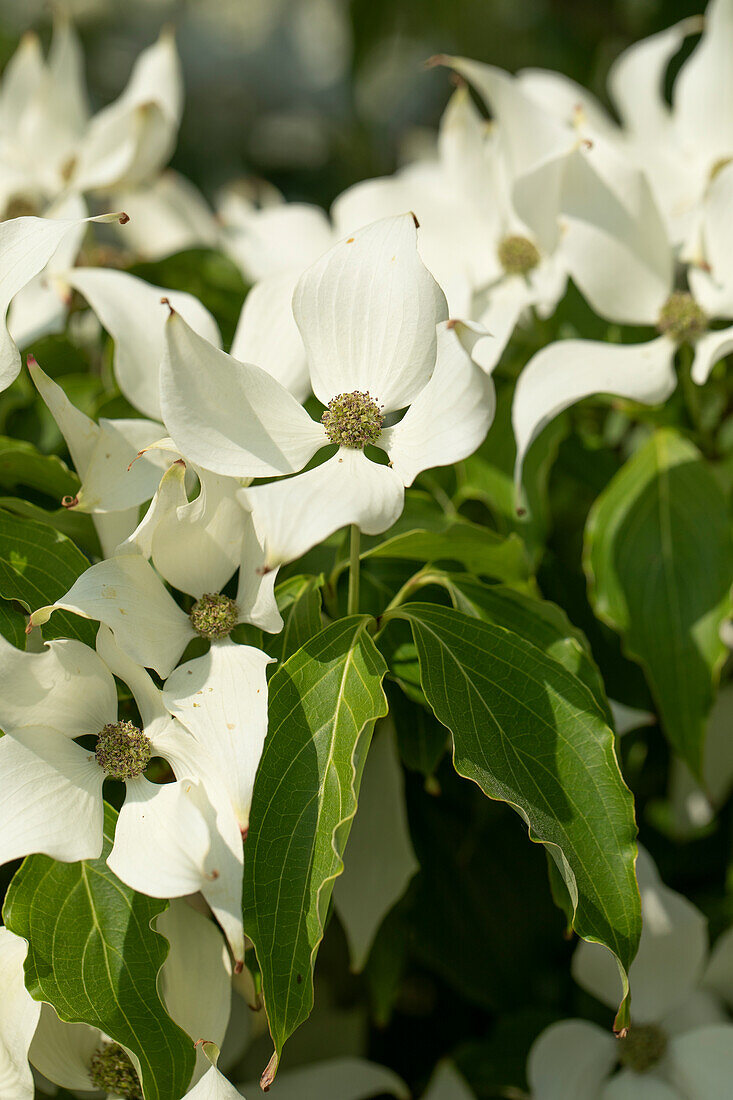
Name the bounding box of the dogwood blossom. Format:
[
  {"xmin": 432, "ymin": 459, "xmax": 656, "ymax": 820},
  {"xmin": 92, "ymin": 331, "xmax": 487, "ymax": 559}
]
[
  {"xmin": 528, "ymin": 849, "xmax": 733, "ymax": 1098},
  {"xmin": 516, "ymin": 0, "xmax": 733, "ymax": 253},
  {"xmin": 508, "ymin": 139, "xmax": 733, "ymax": 486},
  {"xmin": 28, "ymin": 463, "xmax": 282, "ymax": 673},
  {"xmin": 160, "ymin": 213, "xmax": 494, "ymax": 573},
  {"xmin": 0, "ymin": 17, "xmax": 87, "ymax": 218},
  {"xmin": 0, "ymin": 627, "xmax": 246, "ymax": 962}
]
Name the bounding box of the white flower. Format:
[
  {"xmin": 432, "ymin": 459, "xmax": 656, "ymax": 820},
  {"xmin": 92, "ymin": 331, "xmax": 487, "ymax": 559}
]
[
  {"xmin": 30, "ymin": 461, "xmax": 283, "ymax": 672},
  {"xmin": 160, "ymin": 213, "xmax": 495, "ymax": 574},
  {"xmin": 0, "ymin": 899, "xmax": 235, "ymax": 1098},
  {"xmin": 0, "ymin": 19, "xmax": 216, "ymax": 260},
  {"xmin": 528, "ymin": 848, "xmax": 733, "ymax": 1098},
  {"xmin": 596, "ymin": 0, "xmax": 733, "ymax": 252},
  {"xmin": 0, "ymin": 17, "xmax": 87, "ymax": 217},
  {"xmin": 509, "ymin": 139, "xmax": 733, "ymax": 488},
  {"xmin": 0, "ymin": 627, "xmax": 247, "ymax": 963}
]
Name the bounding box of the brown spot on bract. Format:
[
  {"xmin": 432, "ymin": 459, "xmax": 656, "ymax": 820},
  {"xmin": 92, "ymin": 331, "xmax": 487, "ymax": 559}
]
[
  {"xmin": 346, "ymin": 237, "xmax": 354, "ymax": 243},
  {"xmin": 227, "ymin": 723, "xmax": 235, "ymax": 730}
]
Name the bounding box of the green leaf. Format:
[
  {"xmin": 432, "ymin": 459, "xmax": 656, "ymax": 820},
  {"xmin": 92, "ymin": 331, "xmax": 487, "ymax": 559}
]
[
  {"xmin": 362, "ymin": 521, "xmax": 529, "ymax": 586},
  {"xmin": 2, "ymin": 803, "xmax": 196, "ymax": 1100},
  {"xmin": 242, "ymin": 617, "xmax": 389, "ymax": 1083},
  {"xmin": 0, "ymin": 594, "xmax": 26, "ymax": 646},
  {"xmin": 0, "ymin": 495, "xmax": 101, "ymax": 558},
  {"xmin": 584, "ymin": 429, "xmax": 733, "ymax": 776},
  {"xmin": 0, "ymin": 434, "xmax": 79, "ymax": 500},
  {"xmin": 0, "ymin": 508, "xmax": 96, "ymax": 645},
  {"xmin": 386, "ymin": 602, "xmax": 640, "ymax": 1029},
  {"xmin": 270, "ymin": 574, "xmax": 324, "ymax": 663},
  {"xmin": 389, "ymin": 681, "xmax": 447, "ymax": 778},
  {"xmin": 424, "ymin": 571, "xmax": 611, "ymax": 723}
]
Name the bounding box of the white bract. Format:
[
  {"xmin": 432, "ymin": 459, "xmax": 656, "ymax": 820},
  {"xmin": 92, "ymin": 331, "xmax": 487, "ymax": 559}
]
[
  {"xmin": 160, "ymin": 213, "xmax": 494, "ymax": 575},
  {"xmin": 528, "ymin": 849, "xmax": 733, "ymax": 1098},
  {"xmin": 0, "ymin": 210, "xmax": 128, "ymax": 394}
]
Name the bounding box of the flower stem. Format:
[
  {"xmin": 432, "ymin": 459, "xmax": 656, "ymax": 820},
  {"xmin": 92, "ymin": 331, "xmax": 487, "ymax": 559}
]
[{"xmin": 347, "ymin": 525, "xmax": 360, "ymax": 616}]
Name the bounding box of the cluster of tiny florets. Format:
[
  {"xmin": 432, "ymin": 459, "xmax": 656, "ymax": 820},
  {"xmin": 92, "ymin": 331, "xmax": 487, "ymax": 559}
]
[
  {"xmin": 89, "ymin": 1043, "xmax": 143, "ymax": 1098},
  {"xmin": 321, "ymin": 390, "xmax": 384, "ymax": 449},
  {"xmin": 95, "ymin": 721, "xmax": 151, "ymax": 780},
  {"xmin": 657, "ymin": 291, "xmax": 707, "ymax": 344},
  {"xmin": 497, "ymin": 234, "xmax": 541, "ymax": 276},
  {"xmin": 618, "ymin": 1024, "xmax": 668, "ymax": 1074},
  {"xmin": 189, "ymin": 592, "xmax": 239, "ymax": 639}
]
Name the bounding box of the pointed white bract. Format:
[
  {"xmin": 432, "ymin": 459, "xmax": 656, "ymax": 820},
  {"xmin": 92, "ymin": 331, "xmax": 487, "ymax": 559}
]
[
  {"xmin": 65, "ymin": 267, "xmax": 221, "ymax": 419},
  {"xmin": 163, "ymin": 639, "xmax": 273, "ymax": 833},
  {"xmin": 512, "ymin": 336, "xmax": 678, "ymax": 491},
  {"xmin": 0, "ymin": 929, "xmax": 41, "ymax": 1099},
  {"xmin": 29, "ymin": 555, "xmax": 195, "ymax": 678}
]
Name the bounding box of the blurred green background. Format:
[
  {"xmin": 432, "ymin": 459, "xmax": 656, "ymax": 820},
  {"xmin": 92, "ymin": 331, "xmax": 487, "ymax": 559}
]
[{"xmin": 0, "ymin": 0, "xmax": 708, "ymax": 208}]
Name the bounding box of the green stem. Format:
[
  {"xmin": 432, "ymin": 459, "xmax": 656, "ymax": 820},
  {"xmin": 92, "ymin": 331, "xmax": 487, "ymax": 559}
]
[{"xmin": 347, "ymin": 525, "xmax": 360, "ymax": 616}]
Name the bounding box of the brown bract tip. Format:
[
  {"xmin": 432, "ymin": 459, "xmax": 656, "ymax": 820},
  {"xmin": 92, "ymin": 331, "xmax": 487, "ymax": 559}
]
[
  {"xmin": 118, "ymin": 212, "xmax": 130, "ymax": 225},
  {"xmin": 446, "ymin": 318, "xmax": 458, "ymax": 330},
  {"xmin": 26, "ymin": 354, "xmax": 37, "ymax": 368},
  {"xmin": 234, "ymin": 959, "xmax": 244, "ymax": 974},
  {"xmin": 616, "ymin": 1026, "xmax": 630, "ymax": 1040},
  {"xmin": 450, "ymin": 72, "xmax": 466, "ymax": 88},
  {"xmin": 25, "ymin": 621, "xmax": 33, "ymax": 635},
  {"xmin": 127, "ymin": 450, "xmax": 146, "ymax": 472},
  {"xmin": 160, "ymin": 296, "xmax": 176, "ymax": 316},
  {"xmin": 61, "ymin": 495, "xmax": 79, "ymax": 510},
  {"xmin": 410, "ymin": 211, "xmax": 420, "ymax": 229},
  {"xmin": 173, "ymin": 458, "xmax": 186, "ymax": 468},
  {"xmin": 581, "ymin": 138, "xmax": 593, "ymax": 150},
  {"xmin": 425, "ymin": 53, "xmax": 449, "ymax": 69},
  {"xmin": 261, "ymin": 1051, "xmax": 279, "ymax": 1092}
]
